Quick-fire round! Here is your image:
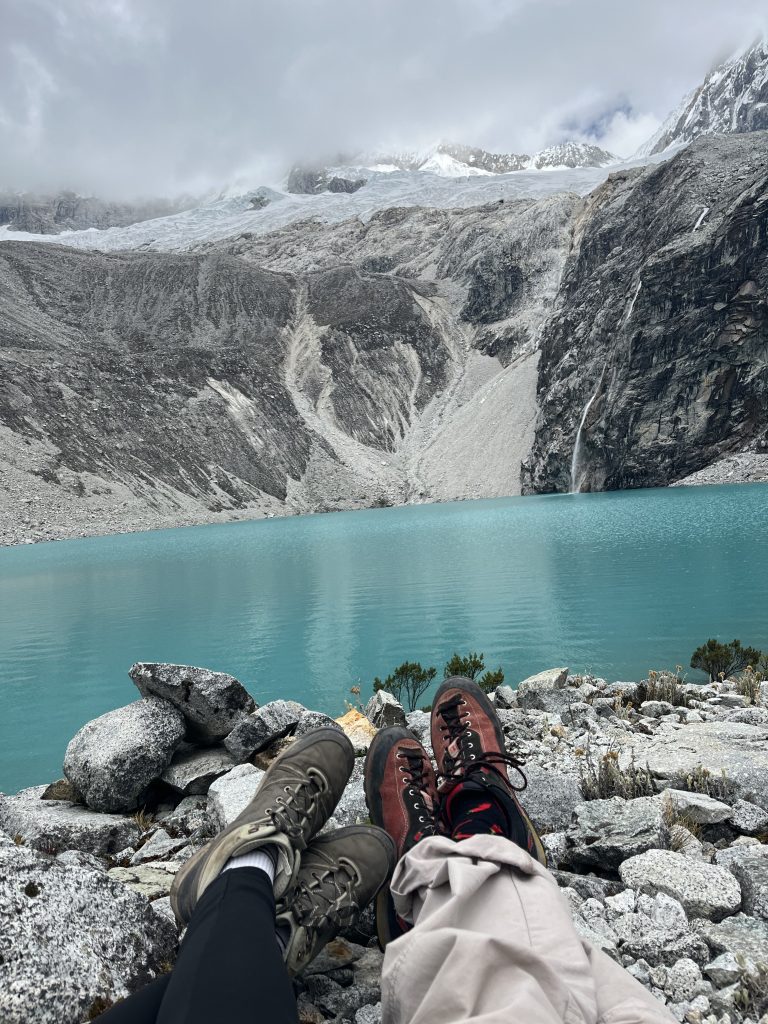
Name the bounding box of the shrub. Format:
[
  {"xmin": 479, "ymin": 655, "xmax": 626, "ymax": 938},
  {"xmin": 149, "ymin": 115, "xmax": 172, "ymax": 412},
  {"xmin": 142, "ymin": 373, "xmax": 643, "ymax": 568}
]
[
  {"xmin": 443, "ymin": 651, "xmax": 504, "ymax": 694},
  {"xmin": 635, "ymin": 669, "xmax": 690, "ymax": 707},
  {"xmin": 690, "ymin": 639, "xmax": 762, "ymax": 681},
  {"xmin": 373, "ymin": 661, "xmax": 437, "ymax": 712},
  {"xmin": 684, "ymin": 764, "xmax": 737, "ymax": 802},
  {"xmin": 735, "ymin": 666, "xmax": 762, "ymax": 705},
  {"xmin": 577, "ymin": 744, "xmax": 656, "ymax": 801}
]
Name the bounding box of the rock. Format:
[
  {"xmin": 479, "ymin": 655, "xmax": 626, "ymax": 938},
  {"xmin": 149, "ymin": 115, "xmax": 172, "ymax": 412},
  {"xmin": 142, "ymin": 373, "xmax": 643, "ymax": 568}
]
[
  {"xmin": 40, "ymin": 779, "xmax": 79, "ymax": 801},
  {"xmin": 0, "ymin": 843, "xmax": 176, "ymax": 1024},
  {"xmin": 333, "ymin": 759, "xmax": 368, "ymax": 827},
  {"xmin": 663, "ymin": 959, "xmax": 702, "ymax": 1002},
  {"xmin": 518, "ymin": 686, "xmax": 584, "ymax": 716},
  {"xmin": 523, "ymin": 766, "xmax": 583, "ymax": 832},
  {"xmin": 727, "ymin": 706, "xmax": 768, "ymax": 726},
  {"xmin": 364, "ymin": 691, "xmax": 407, "ymax": 729},
  {"xmin": 302, "ymin": 937, "xmax": 365, "ymax": 976},
  {"xmin": 356, "ymin": 1004, "xmax": 382, "ymax": 1024},
  {"xmin": 0, "ymin": 786, "xmax": 140, "ymax": 856},
  {"xmin": 327, "ymin": 176, "xmax": 366, "ymax": 194},
  {"xmin": 565, "ymin": 796, "xmax": 668, "ymax": 870},
  {"xmin": 573, "ymin": 897, "xmax": 619, "ymax": 956},
  {"xmin": 108, "ymin": 862, "xmax": 180, "ymax": 900},
  {"xmin": 714, "ymin": 842, "xmax": 768, "ymax": 873},
  {"xmin": 64, "ymin": 698, "xmax": 185, "ymax": 812},
  {"xmin": 404, "ymin": 710, "xmax": 432, "ymax": 753},
  {"xmin": 612, "ymin": 892, "xmax": 709, "ymax": 967},
  {"xmin": 662, "ymin": 789, "xmax": 733, "ymax": 825},
  {"xmin": 335, "ymin": 709, "xmax": 378, "ymax": 753},
  {"xmin": 619, "ymin": 850, "xmax": 741, "ymax": 921},
  {"xmin": 161, "ymin": 746, "xmax": 237, "ymax": 795},
  {"xmin": 517, "ymin": 667, "xmax": 569, "ymax": 695},
  {"xmin": 631, "ymin": 721, "xmax": 768, "ymax": 809},
  {"xmin": 157, "ymin": 795, "xmax": 212, "ymax": 837},
  {"xmin": 704, "ymin": 952, "xmax": 743, "ymax": 986},
  {"xmin": 294, "ymin": 710, "xmax": 344, "ymax": 737},
  {"xmin": 207, "ymin": 764, "xmax": 266, "ymax": 830},
  {"xmin": 130, "ymin": 828, "xmax": 189, "ymax": 865},
  {"xmin": 224, "ymin": 700, "xmax": 304, "ymax": 761},
  {"xmin": 130, "ymin": 662, "xmax": 255, "ymax": 742},
  {"xmin": 729, "ymin": 798, "xmax": 768, "ymax": 836},
  {"xmin": 726, "ymin": 850, "xmax": 768, "ymax": 919},
  {"xmin": 640, "ymin": 701, "xmax": 676, "ymax": 719},
  {"xmin": 493, "ymin": 685, "xmax": 518, "ymax": 709},
  {"xmin": 551, "ymin": 870, "xmax": 624, "ymax": 900},
  {"xmin": 542, "ymin": 831, "xmax": 568, "ymax": 868},
  {"xmin": 151, "ymin": 895, "xmax": 177, "ymax": 927},
  {"xmin": 695, "ymin": 912, "xmax": 768, "ymax": 963}
]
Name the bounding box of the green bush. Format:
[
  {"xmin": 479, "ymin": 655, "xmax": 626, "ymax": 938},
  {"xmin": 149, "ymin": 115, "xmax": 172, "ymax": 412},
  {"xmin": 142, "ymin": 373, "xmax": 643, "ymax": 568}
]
[
  {"xmin": 443, "ymin": 651, "xmax": 504, "ymax": 694},
  {"xmin": 690, "ymin": 639, "xmax": 763, "ymax": 681},
  {"xmin": 373, "ymin": 661, "xmax": 437, "ymax": 712}
]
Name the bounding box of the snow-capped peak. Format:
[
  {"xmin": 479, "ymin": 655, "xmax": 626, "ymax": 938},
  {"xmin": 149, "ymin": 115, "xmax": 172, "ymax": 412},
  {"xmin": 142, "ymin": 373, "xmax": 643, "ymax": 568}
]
[{"xmin": 635, "ymin": 38, "xmax": 768, "ymax": 157}]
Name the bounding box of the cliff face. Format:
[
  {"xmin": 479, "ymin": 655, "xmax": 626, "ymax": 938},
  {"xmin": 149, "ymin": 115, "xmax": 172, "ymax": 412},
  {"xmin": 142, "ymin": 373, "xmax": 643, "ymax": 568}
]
[
  {"xmin": 522, "ymin": 133, "xmax": 768, "ymax": 494},
  {"xmin": 0, "ymin": 192, "xmax": 187, "ymax": 235},
  {"xmin": 1, "ymin": 131, "xmax": 767, "ymax": 544}
]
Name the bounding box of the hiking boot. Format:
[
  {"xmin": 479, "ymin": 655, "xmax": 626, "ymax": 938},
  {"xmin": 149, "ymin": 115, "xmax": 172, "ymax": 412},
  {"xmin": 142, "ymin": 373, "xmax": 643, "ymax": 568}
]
[
  {"xmin": 171, "ymin": 728, "xmax": 354, "ymax": 926},
  {"xmin": 364, "ymin": 726, "xmax": 438, "ymax": 947},
  {"xmin": 276, "ymin": 825, "xmax": 395, "ymax": 976},
  {"xmin": 431, "ymin": 676, "xmax": 546, "ymax": 863}
]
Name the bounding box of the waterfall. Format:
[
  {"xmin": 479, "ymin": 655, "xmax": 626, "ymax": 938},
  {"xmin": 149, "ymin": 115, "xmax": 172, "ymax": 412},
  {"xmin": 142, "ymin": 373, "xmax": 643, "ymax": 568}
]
[{"xmin": 569, "ymin": 371, "xmax": 605, "ymax": 493}]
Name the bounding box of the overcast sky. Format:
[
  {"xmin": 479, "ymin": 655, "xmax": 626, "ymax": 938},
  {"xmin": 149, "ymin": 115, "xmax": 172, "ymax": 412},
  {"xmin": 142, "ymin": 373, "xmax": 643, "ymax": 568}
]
[{"xmin": 1, "ymin": 0, "xmax": 766, "ymax": 197}]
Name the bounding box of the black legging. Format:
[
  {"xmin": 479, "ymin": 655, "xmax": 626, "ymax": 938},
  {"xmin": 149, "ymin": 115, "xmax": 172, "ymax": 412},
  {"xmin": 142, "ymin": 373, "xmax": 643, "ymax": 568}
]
[{"xmin": 100, "ymin": 867, "xmax": 298, "ymax": 1023}]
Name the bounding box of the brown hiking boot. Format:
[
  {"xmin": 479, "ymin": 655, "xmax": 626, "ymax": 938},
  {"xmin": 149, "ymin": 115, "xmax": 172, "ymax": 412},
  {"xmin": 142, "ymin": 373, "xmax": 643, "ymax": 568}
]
[
  {"xmin": 364, "ymin": 726, "xmax": 438, "ymax": 947},
  {"xmin": 431, "ymin": 676, "xmax": 547, "ymax": 864},
  {"xmin": 171, "ymin": 728, "xmax": 354, "ymax": 926},
  {"xmin": 276, "ymin": 825, "xmax": 395, "ymax": 976}
]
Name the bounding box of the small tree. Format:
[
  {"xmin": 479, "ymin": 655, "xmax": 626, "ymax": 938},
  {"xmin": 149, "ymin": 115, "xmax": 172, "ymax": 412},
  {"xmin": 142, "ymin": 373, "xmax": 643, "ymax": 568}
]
[
  {"xmin": 690, "ymin": 639, "xmax": 762, "ymax": 681},
  {"xmin": 373, "ymin": 661, "xmax": 437, "ymax": 712},
  {"xmin": 443, "ymin": 651, "xmax": 504, "ymax": 694}
]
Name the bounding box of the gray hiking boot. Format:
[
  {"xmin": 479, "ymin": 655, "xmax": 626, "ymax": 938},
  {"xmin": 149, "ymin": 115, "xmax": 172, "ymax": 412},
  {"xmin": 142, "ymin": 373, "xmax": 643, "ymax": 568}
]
[
  {"xmin": 171, "ymin": 728, "xmax": 354, "ymax": 926},
  {"xmin": 276, "ymin": 825, "xmax": 396, "ymax": 976}
]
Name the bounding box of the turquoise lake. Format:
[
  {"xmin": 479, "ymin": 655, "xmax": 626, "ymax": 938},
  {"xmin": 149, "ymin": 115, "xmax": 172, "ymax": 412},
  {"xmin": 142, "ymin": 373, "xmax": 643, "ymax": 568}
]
[{"xmin": 1, "ymin": 484, "xmax": 767, "ymax": 795}]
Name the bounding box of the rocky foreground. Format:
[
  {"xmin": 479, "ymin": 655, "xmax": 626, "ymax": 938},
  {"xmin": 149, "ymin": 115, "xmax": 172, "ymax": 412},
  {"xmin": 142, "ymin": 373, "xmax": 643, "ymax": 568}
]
[{"xmin": 2, "ymin": 664, "xmax": 768, "ymax": 1024}]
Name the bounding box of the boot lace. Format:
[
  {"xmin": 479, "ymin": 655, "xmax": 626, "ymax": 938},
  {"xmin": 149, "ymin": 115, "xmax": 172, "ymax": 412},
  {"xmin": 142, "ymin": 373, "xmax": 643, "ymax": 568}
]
[
  {"xmin": 436, "ymin": 695, "xmax": 527, "ymax": 793},
  {"xmin": 292, "ymin": 858, "xmax": 360, "ymax": 955},
  {"xmin": 248, "ymin": 765, "xmax": 328, "ymax": 841},
  {"xmin": 397, "ymin": 749, "xmax": 437, "ymax": 835}
]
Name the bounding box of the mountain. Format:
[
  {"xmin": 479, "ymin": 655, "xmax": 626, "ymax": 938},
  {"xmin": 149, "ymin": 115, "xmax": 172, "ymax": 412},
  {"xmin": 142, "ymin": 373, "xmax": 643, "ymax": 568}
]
[
  {"xmin": 637, "ymin": 39, "xmax": 768, "ymax": 156},
  {"xmin": 0, "ymin": 191, "xmax": 190, "ymax": 235},
  {"xmin": 2, "ymin": 129, "xmax": 767, "ymax": 545},
  {"xmin": 527, "ymin": 142, "xmax": 618, "ymax": 170}
]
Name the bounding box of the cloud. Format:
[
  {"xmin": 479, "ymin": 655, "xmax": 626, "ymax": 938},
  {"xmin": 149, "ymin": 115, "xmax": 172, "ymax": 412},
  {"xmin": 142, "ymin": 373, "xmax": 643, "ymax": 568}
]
[{"xmin": 0, "ymin": 0, "xmax": 765, "ymax": 197}]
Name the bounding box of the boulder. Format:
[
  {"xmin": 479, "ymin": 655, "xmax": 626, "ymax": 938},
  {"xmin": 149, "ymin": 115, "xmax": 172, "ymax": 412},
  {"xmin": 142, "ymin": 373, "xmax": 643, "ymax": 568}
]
[
  {"xmin": 130, "ymin": 828, "xmax": 189, "ymax": 865},
  {"xmin": 157, "ymin": 795, "xmax": 212, "ymax": 838},
  {"xmin": 404, "ymin": 711, "xmax": 432, "ymax": 753},
  {"xmin": 332, "ymin": 759, "xmax": 368, "ymax": 828},
  {"xmin": 523, "ymin": 766, "xmax": 583, "ymax": 832},
  {"xmin": 207, "ymin": 764, "xmax": 266, "ymax": 830},
  {"xmin": 729, "ymin": 798, "xmax": 768, "ymax": 836},
  {"xmin": 335, "ymin": 709, "xmax": 378, "ymax": 753},
  {"xmin": 517, "ymin": 686, "xmax": 583, "ymax": 716},
  {"xmin": 493, "ymin": 685, "xmax": 518, "ymax": 709},
  {"xmin": 611, "ymin": 891, "xmax": 709, "ymax": 967},
  {"xmin": 108, "ymin": 862, "xmax": 180, "ymax": 901},
  {"xmin": 161, "ymin": 746, "xmax": 236, "ymax": 795},
  {"xmin": 64, "ymin": 698, "xmax": 185, "ymax": 812},
  {"xmin": 661, "ymin": 789, "xmax": 732, "ymax": 825},
  {"xmin": 694, "ymin": 912, "xmax": 768, "ymax": 963},
  {"xmin": 130, "ymin": 662, "xmax": 255, "ymax": 742},
  {"xmin": 0, "ymin": 843, "xmax": 176, "ymax": 1024},
  {"xmin": 628, "ymin": 720, "xmax": 768, "ymax": 808},
  {"xmin": 295, "ymin": 710, "xmax": 344, "ymax": 737},
  {"xmin": 714, "ymin": 841, "xmax": 768, "ymax": 873},
  {"xmin": 725, "ymin": 848, "xmax": 768, "ymax": 919},
  {"xmin": 703, "ymin": 951, "xmax": 743, "ymax": 986},
  {"xmin": 364, "ymin": 691, "xmax": 407, "ymax": 730},
  {"xmin": 564, "ymin": 796, "xmax": 668, "ymax": 870},
  {"xmin": 639, "ymin": 701, "xmax": 675, "ymax": 719},
  {"xmin": 224, "ymin": 700, "xmax": 304, "ymax": 762},
  {"xmin": 619, "ymin": 850, "xmax": 741, "ymax": 921},
  {"xmin": 0, "ymin": 786, "xmax": 140, "ymax": 856},
  {"xmin": 517, "ymin": 667, "xmax": 569, "ymax": 694}
]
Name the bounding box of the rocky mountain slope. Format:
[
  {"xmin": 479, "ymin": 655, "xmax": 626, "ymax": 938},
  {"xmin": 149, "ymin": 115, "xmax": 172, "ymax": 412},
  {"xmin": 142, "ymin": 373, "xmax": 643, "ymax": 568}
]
[
  {"xmin": 637, "ymin": 40, "xmax": 768, "ymax": 156},
  {"xmin": 1, "ymin": 131, "xmax": 766, "ymax": 545},
  {"xmin": 0, "ymin": 191, "xmax": 188, "ymax": 235},
  {"xmin": 2, "ymin": 663, "xmax": 768, "ymax": 1023}
]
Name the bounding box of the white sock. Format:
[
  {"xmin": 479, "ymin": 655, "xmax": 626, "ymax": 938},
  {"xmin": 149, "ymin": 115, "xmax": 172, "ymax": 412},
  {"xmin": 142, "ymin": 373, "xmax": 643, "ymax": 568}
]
[{"xmin": 222, "ymin": 845, "xmax": 277, "ymax": 882}]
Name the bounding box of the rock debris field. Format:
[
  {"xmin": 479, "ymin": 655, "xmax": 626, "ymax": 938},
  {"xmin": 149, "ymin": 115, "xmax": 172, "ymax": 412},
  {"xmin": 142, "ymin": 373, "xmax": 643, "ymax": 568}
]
[{"xmin": 2, "ymin": 664, "xmax": 768, "ymax": 1024}]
